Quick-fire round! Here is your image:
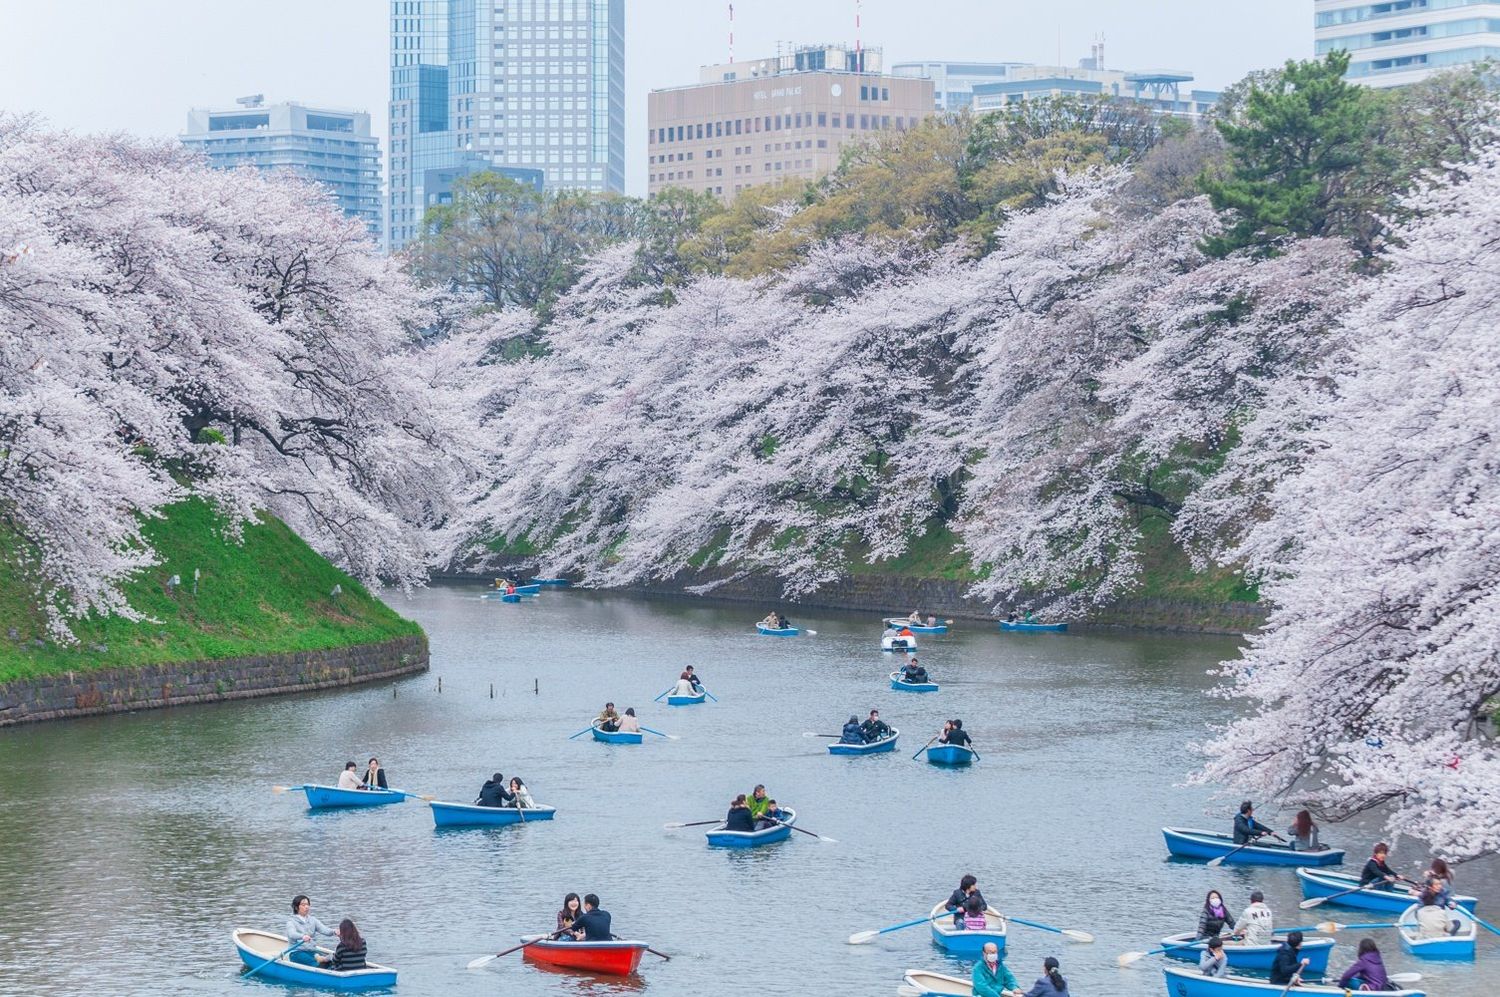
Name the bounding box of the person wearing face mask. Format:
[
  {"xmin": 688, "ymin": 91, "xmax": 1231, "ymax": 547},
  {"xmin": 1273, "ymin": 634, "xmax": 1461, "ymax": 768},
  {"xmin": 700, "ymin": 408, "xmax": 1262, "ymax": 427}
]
[
  {"xmin": 1196, "ymin": 890, "xmax": 1236, "ymax": 940},
  {"xmin": 972, "ymin": 941, "xmax": 1021, "ymax": 997}
]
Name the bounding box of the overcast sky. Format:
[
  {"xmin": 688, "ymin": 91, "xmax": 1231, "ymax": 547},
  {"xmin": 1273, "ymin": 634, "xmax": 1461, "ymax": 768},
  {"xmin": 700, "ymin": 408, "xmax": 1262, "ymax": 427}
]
[{"xmin": 2, "ymin": 1, "xmax": 1311, "ymax": 197}]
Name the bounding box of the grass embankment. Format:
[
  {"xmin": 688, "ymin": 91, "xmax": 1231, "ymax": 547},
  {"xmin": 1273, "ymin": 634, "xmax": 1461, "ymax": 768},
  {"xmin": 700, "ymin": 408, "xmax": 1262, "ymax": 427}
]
[{"xmin": 0, "ymin": 500, "xmax": 422, "ymax": 683}]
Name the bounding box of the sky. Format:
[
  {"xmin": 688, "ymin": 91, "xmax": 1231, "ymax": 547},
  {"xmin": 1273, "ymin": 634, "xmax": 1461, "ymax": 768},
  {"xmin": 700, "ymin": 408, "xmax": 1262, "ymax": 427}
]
[{"xmin": 1, "ymin": 1, "xmax": 1312, "ymax": 197}]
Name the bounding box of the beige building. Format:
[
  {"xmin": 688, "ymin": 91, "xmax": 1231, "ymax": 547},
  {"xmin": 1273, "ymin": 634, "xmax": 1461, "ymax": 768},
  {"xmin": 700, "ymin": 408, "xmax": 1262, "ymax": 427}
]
[{"xmin": 648, "ymin": 45, "xmax": 934, "ymax": 201}]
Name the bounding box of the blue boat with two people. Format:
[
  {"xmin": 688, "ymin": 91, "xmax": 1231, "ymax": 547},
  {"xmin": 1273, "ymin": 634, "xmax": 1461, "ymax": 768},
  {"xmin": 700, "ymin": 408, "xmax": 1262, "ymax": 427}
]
[
  {"xmin": 828, "ymin": 728, "xmax": 899, "ymax": 755},
  {"xmin": 1162, "ymin": 826, "xmax": 1345, "ymax": 866},
  {"xmin": 1295, "ymin": 866, "xmax": 1478, "ymax": 913},
  {"xmin": 1160, "ymin": 965, "xmax": 1424, "ymax": 997},
  {"xmin": 428, "ymin": 800, "xmax": 557, "ymax": 828},
  {"xmin": 1159, "ymin": 932, "xmax": 1334, "ymax": 974},
  {"xmin": 232, "ymin": 928, "xmax": 397, "ymax": 991}
]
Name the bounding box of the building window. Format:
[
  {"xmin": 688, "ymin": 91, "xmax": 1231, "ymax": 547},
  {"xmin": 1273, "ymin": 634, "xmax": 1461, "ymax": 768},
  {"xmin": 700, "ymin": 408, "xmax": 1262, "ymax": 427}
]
[
  {"xmin": 817, "ymin": 112, "xmax": 827, "ymax": 126},
  {"xmin": 860, "ymin": 114, "xmax": 869, "ymax": 129},
  {"xmin": 846, "ymin": 113, "xmax": 855, "ymax": 128},
  {"xmin": 860, "ymin": 85, "xmax": 869, "ymax": 100},
  {"xmin": 735, "ymin": 119, "xmax": 743, "ymax": 134},
  {"xmin": 882, "ymin": 87, "xmax": 889, "ymax": 101}
]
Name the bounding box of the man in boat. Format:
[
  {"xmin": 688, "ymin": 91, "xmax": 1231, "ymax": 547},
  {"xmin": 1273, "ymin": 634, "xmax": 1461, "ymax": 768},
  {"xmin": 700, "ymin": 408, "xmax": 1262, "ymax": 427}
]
[
  {"xmin": 336, "ymin": 761, "xmax": 361, "ymax": 790},
  {"xmin": 1232, "ymin": 800, "xmax": 1275, "ymax": 845},
  {"xmin": 286, "ymin": 894, "xmax": 338, "ymax": 965},
  {"xmin": 594, "ymin": 702, "xmax": 621, "ymax": 732},
  {"xmin": 1359, "ymin": 841, "xmax": 1404, "ymax": 892},
  {"xmin": 1414, "ymin": 877, "xmax": 1463, "ymax": 936},
  {"xmin": 860, "ymin": 709, "xmax": 892, "ymax": 743},
  {"xmin": 747, "ymin": 784, "xmax": 772, "ymax": 821},
  {"xmin": 940, "ymin": 719, "xmax": 972, "ymax": 748},
  {"xmin": 476, "ymin": 772, "xmax": 515, "ymax": 807},
  {"xmin": 971, "ymin": 941, "xmax": 1019, "ymax": 997},
  {"xmin": 1267, "ymin": 931, "xmax": 1306, "ymax": 986},
  {"xmin": 570, "ymin": 894, "xmax": 612, "ymax": 941},
  {"xmin": 360, "ymin": 757, "xmax": 388, "ymax": 791},
  {"xmin": 839, "ymin": 715, "xmax": 864, "ymax": 744},
  {"xmin": 1229, "ymin": 890, "xmax": 1274, "ymax": 946},
  {"xmin": 907, "ymin": 609, "xmax": 922, "ymax": 623},
  {"xmin": 761, "ymin": 611, "xmax": 780, "ymax": 627},
  {"xmin": 901, "ymin": 658, "xmax": 929, "ymax": 684},
  {"xmin": 775, "ymin": 612, "xmax": 790, "ymax": 629},
  {"xmin": 944, "ymin": 874, "xmax": 986, "ymax": 927},
  {"xmin": 685, "ymin": 665, "xmax": 702, "ymax": 693}
]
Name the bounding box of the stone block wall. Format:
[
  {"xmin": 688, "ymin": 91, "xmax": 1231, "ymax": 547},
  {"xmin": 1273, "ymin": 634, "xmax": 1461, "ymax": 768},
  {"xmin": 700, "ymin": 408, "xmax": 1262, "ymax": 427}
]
[{"xmin": 0, "ymin": 634, "xmax": 429, "ymax": 727}]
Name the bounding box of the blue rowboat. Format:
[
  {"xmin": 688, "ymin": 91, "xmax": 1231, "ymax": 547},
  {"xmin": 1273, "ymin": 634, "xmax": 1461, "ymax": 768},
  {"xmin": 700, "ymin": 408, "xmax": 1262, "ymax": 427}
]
[
  {"xmin": 511, "ymin": 583, "xmax": 541, "ymax": 594},
  {"xmin": 890, "ymin": 671, "xmax": 939, "ymax": 693},
  {"xmin": 706, "ymin": 806, "xmax": 796, "ymax": 848},
  {"xmin": 999, "ymin": 621, "xmax": 1067, "ymax": 632},
  {"xmin": 429, "ymin": 800, "xmax": 557, "ymax": 828},
  {"xmin": 882, "ymin": 634, "xmax": 918, "ymax": 652},
  {"xmin": 590, "ymin": 723, "xmax": 643, "ymax": 744},
  {"xmin": 885, "ymin": 617, "xmax": 949, "ymax": 634},
  {"xmin": 929, "ymin": 902, "xmax": 1006, "ymax": 955},
  {"xmin": 666, "ymin": 690, "xmax": 707, "ymax": 706},
  {"xmin": 757, "ymin": 623, "xmax": 800, "ymax": 636},
  {"xmin": 924, "ymin": 743, "xmax": 975, "ymax": 766},
  {"xmin": 498, "ymin": 592, "xmax": 521, "ymax": 603},
  {"xmin": 302, "ymin": 784, "xmax": 406, "ymax": 810},
  {"xmin": 531, "ymin": 577, "xmax": 570, "ymax": 586},
  {"xmin": 1162, "ymin": 827, "xmax": 1344, "ymax": 867},
  {"xmin": 1295, "ymin": 867, "xmax": 1478, "ymax": 913},
  {"xmin": 1159, "ymin": 932, "xmax": 1334, "ymax": 974},
  {"xmin": 828, "ymin": 728, "xmax": 898, "ymax": 755},
  {"xmin": 232, "ymin": 928, "xmax": 397, "ymax": 991},
  {"xmin": 1398, "ymin": 903, "xmax": 1477, "ymax": 959},
  {"xmin": 1162, "ymin": 965, "xmax": 1424, "ymax": 997},
  {"xmin": 901, "ymin": 969, "xmax": 972, "ymax": 996}
]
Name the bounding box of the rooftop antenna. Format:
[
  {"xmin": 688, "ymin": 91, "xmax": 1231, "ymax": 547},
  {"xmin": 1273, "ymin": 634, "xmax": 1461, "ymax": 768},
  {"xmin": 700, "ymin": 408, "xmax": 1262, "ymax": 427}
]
[
  {"xmin": 1098, "ymin": 33, "xmax": 1105, "ymax": 71},
  {"xmin": 236, "ymin": 94, "xmax": 265, "ymax": 108},
  {"xmin": 855, "ymin": 0, "xmax": 862, "ymax": 72},
  {"xmin": 728, "ymin": 3, "xmax": 734, "ymax": 64}
]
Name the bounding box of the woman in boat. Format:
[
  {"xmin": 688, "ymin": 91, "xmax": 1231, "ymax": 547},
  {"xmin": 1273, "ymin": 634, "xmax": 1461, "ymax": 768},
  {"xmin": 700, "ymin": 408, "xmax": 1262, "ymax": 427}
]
[
  {"xmin": 1337, "ymin": 937, "xmax": 1392, "ymax": 991},
  {"xmin": 1286, "ymin": 809, "xmax": 1320, "ymax": 851},
  {"xmin": 616, "ymin": 707, "xmax": 641, "ymax": 734},
  {"xmin": 1198, "ymin": 936, "xmax": 1230, "ymax": 978},
  {"xmin": 961, "ymin": 894, "xmax": 988, "ymax": 930},
  {"xmin": 1359, "ymin": 842, "xmax": 1403, "ymax": 891},
  {"xmin": 360, "ymin": 757, "xmax": 388, "ymax": 791},
  {"xmin": 508, "ymin": 776, "xmax": 536, "ymax": 808},
  {"xmin": 840, "ymin": 715, "xmax": 864, "ymax": 744},
  {"xmin": 724, "ymin": 794, "xmax": 756, "ymax": 832},
  {"xmin": 972, "ymin": 941, "xmax": 1019, "ymax": 997},
  {"xmin": 320, "ymin": 919, "xmax": 367, "ymax": 972},
  {"xmin": 940, "ymin": 719, "xmax": 971, "ymax": 748},
  {"xmin": 1424, "ymin": 857, "xmax": 1455, "ymax": 903},
  {"xmin": 556, "ymin": 893, "xmax": 582, "ymax": 933},
  {"xmin": 286, "ymin": 895, "xmax": 338, "ymax": 965},
  {"xmin": 1196, "ymin": 890, "xmax": 1236, "ymax": 939},
  {"xmin": 336, "ymin": 762, "xmax": 361, "ymax": 790},
  {"xmin": 1022, "ymin": 956, "xmax": 1070, "ymax": 996},
  {"xmin": 761, "ymin": 611, "xmax": 779, "ymax": 627},
  {"xmin": 1415, "ymin": 877, "xmax": 1462, "ymax": 936},
  {"xmin": 907, "ymin": 609, "xmax": 922, "ymax": 623},
  {"xmin": 475, "ymin": 772, "xmax": 514, "ymax": 807}
]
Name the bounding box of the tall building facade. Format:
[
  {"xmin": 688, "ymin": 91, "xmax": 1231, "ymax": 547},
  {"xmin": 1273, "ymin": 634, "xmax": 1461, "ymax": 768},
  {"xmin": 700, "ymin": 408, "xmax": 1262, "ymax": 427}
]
[
  {"xmin": 180, "ymin": 97, "xmax": 382, "ymax": 240},
  {"xmin": 648, "ymin": 44, "xmax": 934, "ymax": 202},
  {"xmin": 892, "ymin": 61, "xmax": 1031, "ymax": 110},
  {"xmin": 388, "ymin": 0, "xmax": 625, "ymax": 252},
  {"xmin": 1315, "ymin": 0, "xmax": 1500, "ymax": 87}
]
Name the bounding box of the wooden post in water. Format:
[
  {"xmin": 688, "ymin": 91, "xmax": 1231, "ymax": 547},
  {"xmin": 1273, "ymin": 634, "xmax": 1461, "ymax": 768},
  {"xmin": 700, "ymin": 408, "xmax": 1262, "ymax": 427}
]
[
  {"xmin": 489, "ymin": 682, "xmax": 494, "ymax": 699},
  {"xmin": 438, "ymin": 676, "xmax": 442, "ymax": 693},
  {"xmin": 534, "ymin": 678, "xmax": 539, "ymax": 695}
]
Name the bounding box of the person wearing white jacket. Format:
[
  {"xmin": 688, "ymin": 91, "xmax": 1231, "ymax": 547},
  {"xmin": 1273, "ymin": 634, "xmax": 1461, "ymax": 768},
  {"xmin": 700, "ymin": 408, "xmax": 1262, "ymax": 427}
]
[{"xmin": 1233, "ymin": 891, "xmax": 1275, "ymax": 946}]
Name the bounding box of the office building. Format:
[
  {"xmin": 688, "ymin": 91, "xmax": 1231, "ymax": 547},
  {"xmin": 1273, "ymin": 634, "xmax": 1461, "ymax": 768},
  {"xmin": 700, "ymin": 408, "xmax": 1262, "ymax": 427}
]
[
  {"xmin": 971, "ymin": 55, "xmax": 1221, "ymax": 122},
  {"xmin": 388, "ymin": 0, "xmax": 626, "ymax": 252},
  {"xmin": 648, "ymin": 44, "xmax": 934, "ymax": 202},
  {"xmin": 180, "ymin": 96, "xmax": 382, "ymax": 240},
  {"xmin": 1315, "ymin": 0, "xmax": 1500, "ymax": 87},
  {"xmin": 892, "ymin": 60, "xmax": 1032, "ymax": 110}
]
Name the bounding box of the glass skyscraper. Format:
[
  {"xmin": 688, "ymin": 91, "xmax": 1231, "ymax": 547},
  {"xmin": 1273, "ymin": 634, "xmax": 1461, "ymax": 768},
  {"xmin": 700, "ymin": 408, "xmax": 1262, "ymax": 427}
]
[
  {"xmin": 1315, "ymin": 0, "xmax": 1500, "ymax": 87},
  {"xmin": 388, "ymin": 0, "xmax": 625, "ymax": 252},
  {"xmin": 181, "ymin": 97, "xmax": 382, "ymax": 240}
]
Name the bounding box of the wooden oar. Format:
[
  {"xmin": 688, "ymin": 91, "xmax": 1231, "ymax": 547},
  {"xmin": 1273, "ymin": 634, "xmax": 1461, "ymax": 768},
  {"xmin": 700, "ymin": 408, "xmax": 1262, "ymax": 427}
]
[
  {"xmin": 1006, "ymin": 913, "xmax": 1093, "ymax": 942},
  {"xmin": 663, "ymin": 818, "xmax": 722, "ymax": 829},
  {"xmin": 849, "ymin": 910, "xmax": 948, "ymax": 945},
  {"xmin": 911, "ymin": 734, "xmax": 940, "ymax": 760},
  {"xmin": 1116, "ymin": 937, "xmax": 1205, "ymax": 966},
  {"xmin": 466, "ymin": 926, "xmax": 569, "ymax": 969},
  {"xmin": 1299, "ymin": 881, "xmax": 1403, "ymax": 909},
  {"xmin": 777, "ymin": 819, "xmax": 836, "ymax": 843},
  {"xmin": 242, "ymin": 941, "xmax": 301, "ymax": 978},
  {"xmin": 640, "ymin": 726, "xmax": 678, "ymax": 739}
]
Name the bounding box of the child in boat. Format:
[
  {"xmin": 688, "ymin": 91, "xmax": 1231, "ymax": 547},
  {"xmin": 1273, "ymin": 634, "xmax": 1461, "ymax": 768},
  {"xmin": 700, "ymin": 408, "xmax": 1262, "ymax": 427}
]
[
  {"xmin": 961, "ymin": 895, "xmax": 988, "ymax": 930},
  {"xmin": 756, "ymin": 800, "xmax": 784, "ymax": 829},
  {"xmin": 1199, "ymin": 936, "xmax": 1230, "ymax": 978}
]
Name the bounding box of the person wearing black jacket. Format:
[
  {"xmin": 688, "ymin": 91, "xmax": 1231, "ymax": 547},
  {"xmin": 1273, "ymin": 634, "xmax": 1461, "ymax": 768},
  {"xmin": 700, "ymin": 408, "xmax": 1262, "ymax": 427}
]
[
  {"xmin": 1268, "ymin": 931, "xmax": 1306, "ymax": 986},
  {"xmin": 1232, "ymin": 800, "xmax": 1274, "ymax": 845},
  {"xmin": 571, "ymin": 895, "xmax": 611, "ymax": 941},
  {"xmin": 360, "ymin": 758, "xmax": 388, "ymax": 790},
  {"xmin": 723, "ymin": 794, "xmax": 756, "ymax": 832},
  {"xmin": 860, "ymin": 710, "xmax": 891, "ymax": 743},
  {"xmin": 944, "ymin": 875, "xmax": 986, "ymax": 927},
  {"xmin": 1359, "ymin": 842, "xmax": 1403, "ymax": 891},
  {"xmin": 475, "ymin": 773, "xmax": 514, "ymax": 807},
  {"xmin": 839, "ymin": 716, "xmax": 864, "ymax": 744},
  {"xmin": 941, "ymin": 720, "xmax": 972, "ymax": 747}
]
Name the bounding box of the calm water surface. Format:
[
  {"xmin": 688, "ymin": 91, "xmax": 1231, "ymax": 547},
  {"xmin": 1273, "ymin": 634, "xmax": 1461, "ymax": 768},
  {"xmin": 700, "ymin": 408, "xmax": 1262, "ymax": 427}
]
[{"xmin": 1, "ymin": 586, "xmax": 1496, "ymax": 997}]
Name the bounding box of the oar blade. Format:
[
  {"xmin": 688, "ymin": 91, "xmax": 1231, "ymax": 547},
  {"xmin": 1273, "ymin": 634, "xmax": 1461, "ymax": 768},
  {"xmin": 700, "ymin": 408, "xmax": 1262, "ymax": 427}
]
[
  {"xmin": 897, "ymin": 987, "xmax": 923, "ymax": 997},
  {"xmin": 1206, "ymin": 855, "xmax": 1226, "ymax": 868},
  {"xmin": 1388, "ymin": 972, "xmax": 1422, "ymax": 984},
  {"xmin": 847, "ymin": 929, "xmax": 880, "ymax": 945},
  {"xmin": 465, "ymin": 954, "xmax": 497, "ymax": 970},
  {"xmin": 1298, "ymin": 896, "xmax": 1328, "ymax": 910},
  {"xmin": 1116, "ymin": 951, "xmax": 1147, "ymax": 967},
  {"xmin": 818, "ymin": 835, "xmax": 838, "ymax": 844},
  {"xmin": 1062, "ymin": 928, "xmax": 1095, "ymax": 943}
]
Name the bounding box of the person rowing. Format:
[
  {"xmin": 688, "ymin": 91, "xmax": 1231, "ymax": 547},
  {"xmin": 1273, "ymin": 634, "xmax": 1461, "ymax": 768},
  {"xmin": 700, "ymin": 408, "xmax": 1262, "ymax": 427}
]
[
  {"xmin": 940, "ymin": 719, "xmax": 971, "ymax": 748},
  {"xmin": 360, "ymin": 757, "xmax": 388, "ymax": 791},
  {"xmin": 723, "ymin": 793, "xmax": 756, "ymax": 832},
  {"xmin": 286, "ymin": 894, "xmax": 338, "ymax": 965},
  {"xmin": 944, "ymin": 874, "xmax": 986, "ymax": 927},
  {"xmin": 475, "ymin": 772, "xmax": 514, "ymax": 807},
  {"xmin": 508, "ymin": 776, "xmax": 536, "ymax": 808},
  {"xmin": 1232, "ymin": 800, "xmax": 1275, "ymax": 845},
  {"xmin": 1359, "ymin": 841, "xmax": 1404, "ymax": 892},
  {"xmin": 570, "ymin": 893, "xmax": 611, "ymax": 941},
  {"xmin": 1267, "ymin": 931, "xmax": 1305, "ymax": 986},
  {"xmin": 972, "ymin": 940, "xmax": 1020, "ymax": 997},
  {"xmin": 839, "ymin": 715, "xmax": 864, "ymax": 743},
  {"xmin": 900, "ymin": 658, "xmax": 929, "ymax": 684},
  {"xmin": 756, "ymin": 798, "xmax": 786, "ymax": 830},
  {"xmin": 1229, "ymin": 890, "xmax": 1274, "ymax": 945},
  {"xmin": 747, "ymin": 783, "xmax": 771, "ymax": 821},
  {"xmin": 616, "ymin": 707, "xmax": 640, "ymax": 734},
  {"xmin": 860, "ymin": 709, "xmax": 891, "ymax": 743},
  {"xmin": 907, "ymin": 609, "xmax": 922, "ymax": 623},
  {"xmin": 1021, "ymin": 955, "xmax": 1070, "ymax": 996},
  {"xmin": 594, "ymin": 701, "xmax": 620, "ymax": 732}
]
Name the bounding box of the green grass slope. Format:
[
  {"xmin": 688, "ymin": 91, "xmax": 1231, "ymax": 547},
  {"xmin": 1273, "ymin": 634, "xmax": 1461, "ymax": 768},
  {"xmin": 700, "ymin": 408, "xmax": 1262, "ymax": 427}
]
[{"xmin": 0, "ymin": 500, "xmax": 423, "ymax": 683}]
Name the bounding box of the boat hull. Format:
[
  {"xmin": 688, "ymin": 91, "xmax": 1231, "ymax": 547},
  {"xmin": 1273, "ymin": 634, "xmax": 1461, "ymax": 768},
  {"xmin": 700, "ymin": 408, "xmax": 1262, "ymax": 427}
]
[
  {"xmin": 890, "ymin": 672, "xmax": 939, "ymax": 692},
  {"xmin": 498, "ymin": 593, "xmax": 520, "ymax": 602},
  {"xmin": 233, "ymin": 929, "xmax": 397, "ymax": 991},
  {"xmin": 522, "ymin": 938, "xmax": 646, "ymax": 976},
  {"xmin": 998, "ymin": 621, "xmax": 1067, "ymax": 632},
  {"xmin": 1162, "ymin": 827, "xmax": 1344, "ymax": 867},
  {"xmin": 1161, "ymin": 965, "xmax": 1424, "ymax": 997},
  {"xmin": 929, "ymin": 903, "xmax": 1006, "ymax": 955},
  {"xmin": 429, "ymin": 801, "xmax": 556, "ymax": 827},
  {"xmin": 590, "ymin": 724, "xmax": 643, "ymax": 744},
  {"xmin": 1295, "ymin": 867, "xmax": 1478, "ymax": 913},
  {"xmin": 828, "ymin": 729, "xmax": 898, "ymax": 755},
  {"xmin": 924, "ymin": 744, "xmax": 975, "ymax": 766},
  {"xmin": 706, "ymin": 807, "xmax": 796, "ymax": 848},
  {"xmin": 901, "ymin": 969, "xmax": 972, "ymax": 996},
  {"xmin": 302, "ymin": 785, "xmax": 405, "ymax": 810},
  {"xmin": 756, "ymin": 624, "xmax": 800, "ymax": 637},
  {"xmin": 885, "ymin": 618, "xmax": 948, "ymax": 634},
  {"xmin": 666, "ymin": 691, "xmax": 707, "ymax": 706},
  {"xmin": 881, "ymin": 636, "xmax": 918, "ymax": 652},
  {"xmin": 1160, "ymin": 933, "xmax": 1333, "ymax": 974},
  {"xmin": 1398, "ymin": 903, "xmax": 1477, "ymax": 959}
]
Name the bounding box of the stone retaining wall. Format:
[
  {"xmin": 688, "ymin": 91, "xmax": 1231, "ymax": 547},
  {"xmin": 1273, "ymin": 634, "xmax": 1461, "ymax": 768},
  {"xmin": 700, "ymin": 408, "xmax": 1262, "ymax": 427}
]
[{"xmin": 0, "ymin": 634, "xmax": 429, "ymax": 727}]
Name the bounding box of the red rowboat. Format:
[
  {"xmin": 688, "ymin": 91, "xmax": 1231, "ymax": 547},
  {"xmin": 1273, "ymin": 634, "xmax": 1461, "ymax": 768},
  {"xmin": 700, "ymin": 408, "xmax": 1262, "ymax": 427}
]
[{"xmin": 520, "ymin": 936, "xmax": 647, "ymax": 976}]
